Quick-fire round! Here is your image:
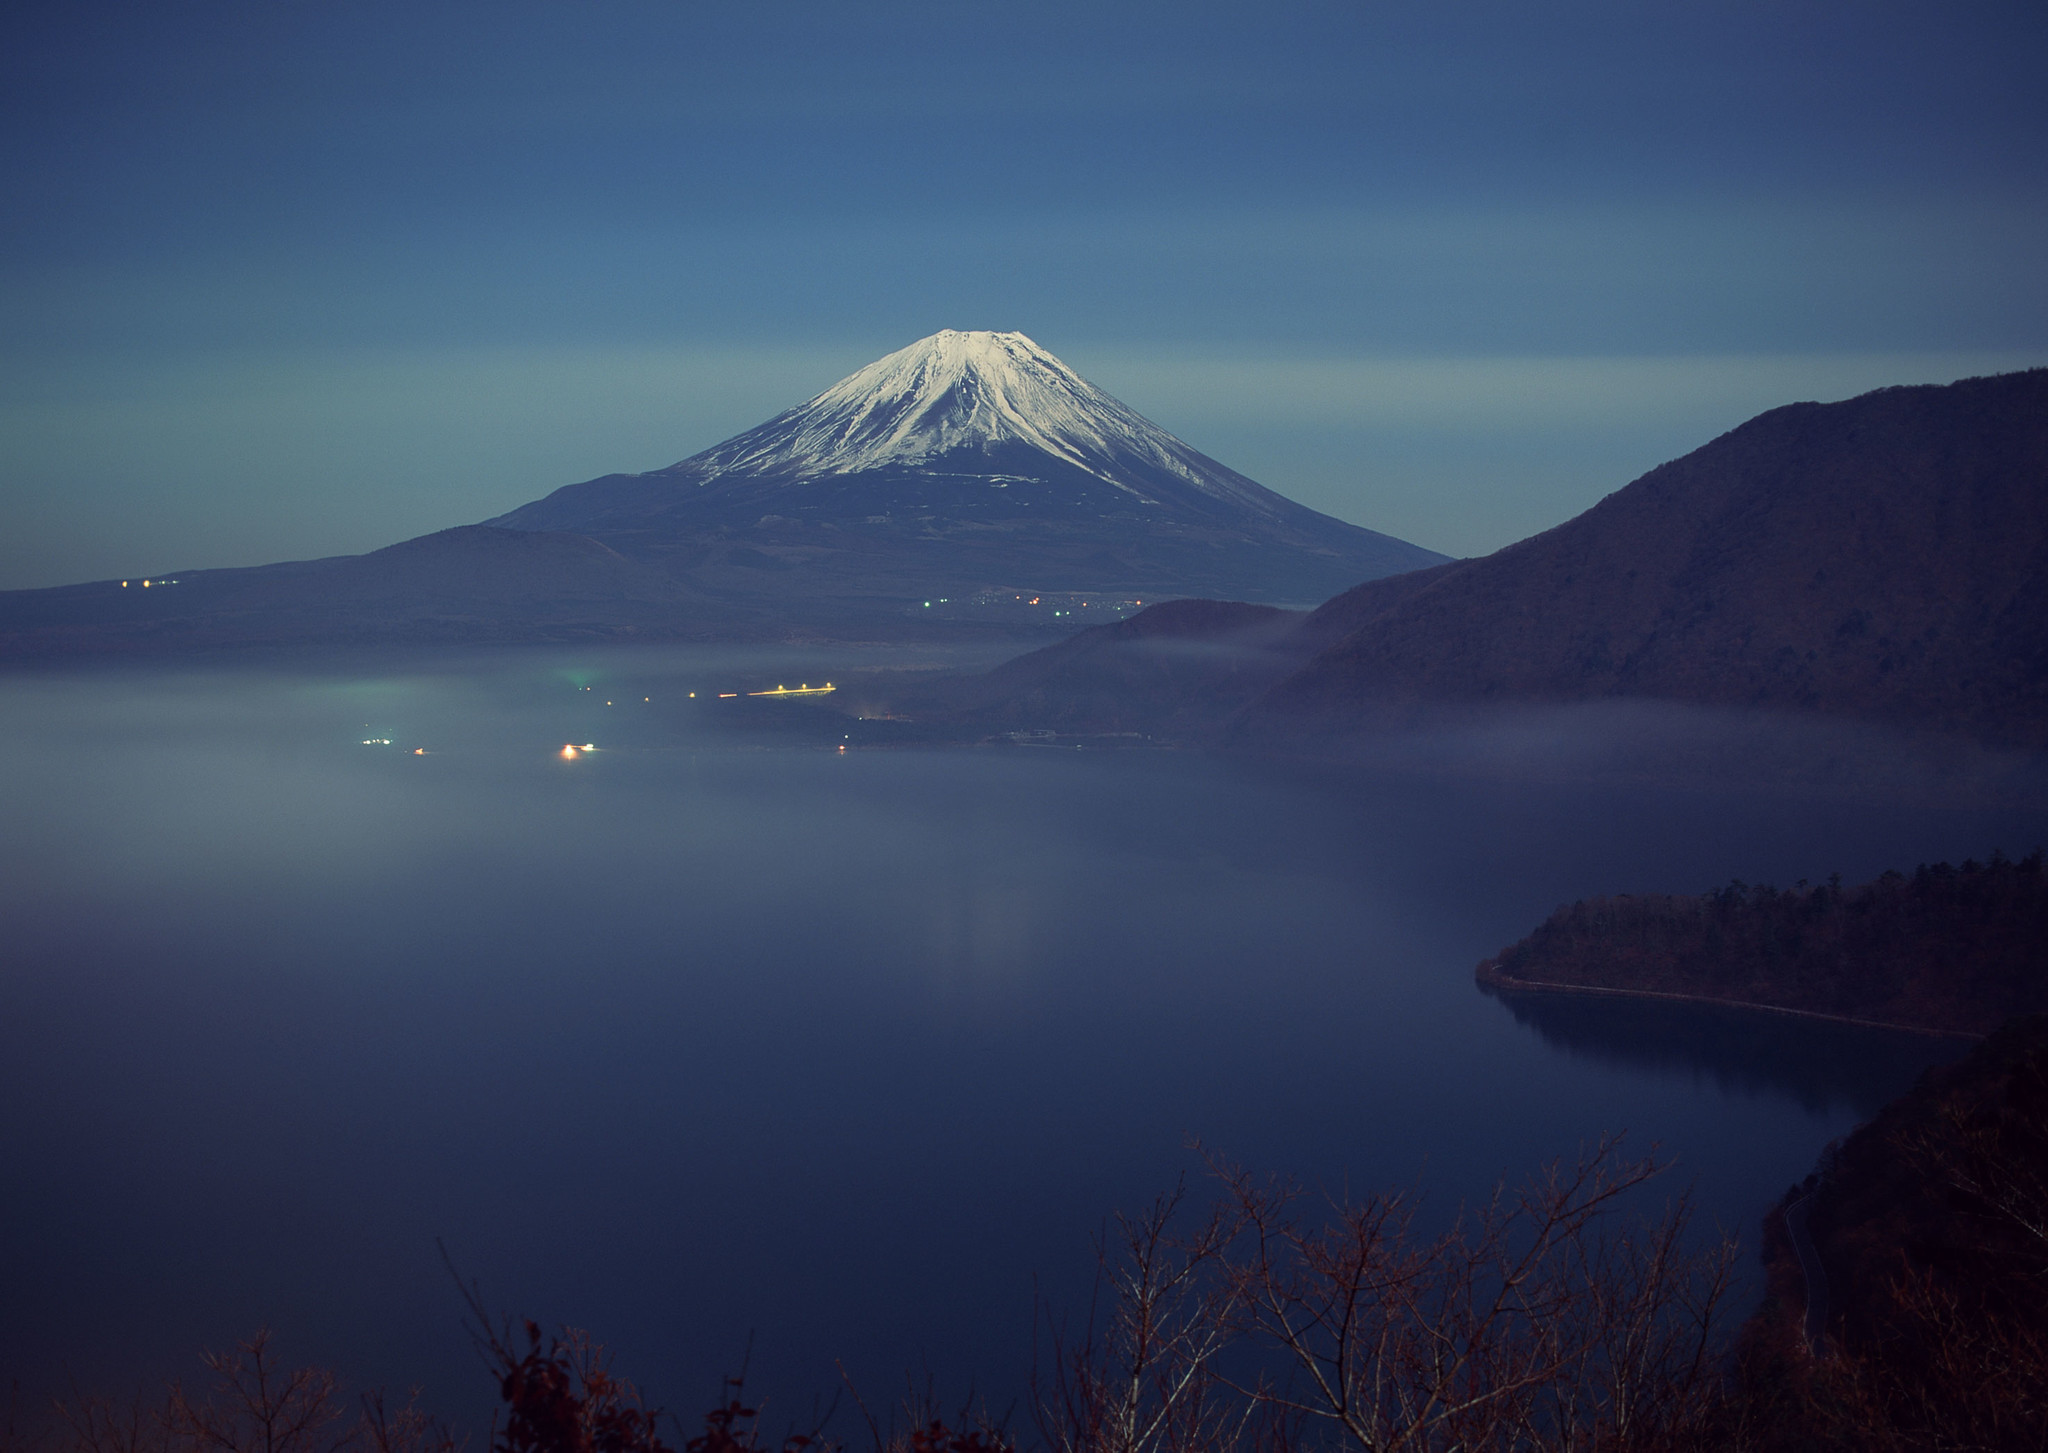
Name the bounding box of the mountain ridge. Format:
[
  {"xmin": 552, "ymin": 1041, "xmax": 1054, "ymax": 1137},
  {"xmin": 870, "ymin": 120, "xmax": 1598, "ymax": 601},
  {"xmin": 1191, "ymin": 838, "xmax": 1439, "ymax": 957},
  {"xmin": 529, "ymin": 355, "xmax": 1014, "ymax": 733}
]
[{"xmin": 1234, "ymin": 367, "xmax": 2048, "ymax": 747}]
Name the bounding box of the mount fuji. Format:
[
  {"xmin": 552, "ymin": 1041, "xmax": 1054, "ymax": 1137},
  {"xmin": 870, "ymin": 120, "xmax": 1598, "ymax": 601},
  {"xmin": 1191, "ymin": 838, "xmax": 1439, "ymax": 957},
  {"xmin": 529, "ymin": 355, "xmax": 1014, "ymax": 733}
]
[
  {"xmin": 0, "ymin": 331, "xmax": 1445, "ymax": 654},
  {"xmin": 487, "ymin": 330, "xmax": 1446, "ymax": 622}
]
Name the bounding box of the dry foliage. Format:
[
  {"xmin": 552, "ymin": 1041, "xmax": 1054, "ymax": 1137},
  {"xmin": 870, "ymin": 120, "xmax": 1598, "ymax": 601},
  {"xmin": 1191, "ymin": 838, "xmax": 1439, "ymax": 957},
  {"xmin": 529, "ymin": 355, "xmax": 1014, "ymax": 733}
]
[
  {"xmin": 1732, "ymin": 1025, "xmax": 2048, "ymax": 1451},
  {"xmin": 44, "ymin": 1331, "xmax": 453, "ymax": 1453},
  {"xmin": 1034, "ymin": 1185, "xmax": 1257, "ymax": 1453},
  {"xmin": 479, "ymin": 1323, "xmax": 669, "ymax": 1453},
  {"xmin": 40, "ymin": 1101, "xmax": 2048, "ymax": 1453},
  {"xmin": 1037, "ymin": 1141, "xmax": 1737, "ymax": 1453}
]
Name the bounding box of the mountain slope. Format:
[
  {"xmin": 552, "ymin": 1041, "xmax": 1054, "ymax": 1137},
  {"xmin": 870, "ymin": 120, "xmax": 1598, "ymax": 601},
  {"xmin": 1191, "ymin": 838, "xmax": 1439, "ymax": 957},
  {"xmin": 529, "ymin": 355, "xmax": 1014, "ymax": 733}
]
[
  {"xmin": 1234, "ymin": 369, "xmax": 2048, "ymax": 747},
  {"xmin": 489, "ymin": 330, "xmax": 1447, "ymax": 611},
  {"xmin": 0, "ymin": 526, "xmax": 731, "ymax": 656}
]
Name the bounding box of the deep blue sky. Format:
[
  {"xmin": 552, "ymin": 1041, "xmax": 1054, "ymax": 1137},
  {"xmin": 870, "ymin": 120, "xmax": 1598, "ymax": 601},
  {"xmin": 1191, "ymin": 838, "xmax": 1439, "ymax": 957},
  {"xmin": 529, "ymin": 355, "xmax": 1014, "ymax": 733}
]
[{"xmin": 3, "ymin": 0, "xmax": 2045, "ymax": 588}]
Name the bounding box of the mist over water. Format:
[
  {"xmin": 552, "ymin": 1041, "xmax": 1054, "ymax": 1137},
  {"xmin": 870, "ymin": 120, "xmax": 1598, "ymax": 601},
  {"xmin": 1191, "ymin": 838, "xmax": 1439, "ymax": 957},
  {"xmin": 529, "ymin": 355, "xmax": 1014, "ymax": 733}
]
[{"xmin": 2, "ymin": 647, "xmax": 2041, "ymax": 1426}]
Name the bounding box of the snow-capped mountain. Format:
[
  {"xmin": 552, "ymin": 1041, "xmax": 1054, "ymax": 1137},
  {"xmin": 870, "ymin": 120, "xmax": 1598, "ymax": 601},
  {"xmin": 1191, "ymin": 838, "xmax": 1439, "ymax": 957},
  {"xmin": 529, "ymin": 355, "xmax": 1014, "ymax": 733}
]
[
  {"xmin": 488, "ymin": 329, "xmax": 1448, "ymax": 613},
  {"xmin": 663, "ymin": 330, "xmax": 1288, "ymax": 518}
]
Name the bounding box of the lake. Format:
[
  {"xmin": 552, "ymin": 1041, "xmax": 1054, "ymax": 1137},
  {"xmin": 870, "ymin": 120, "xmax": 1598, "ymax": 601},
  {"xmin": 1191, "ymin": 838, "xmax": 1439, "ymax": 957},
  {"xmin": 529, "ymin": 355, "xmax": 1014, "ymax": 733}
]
[{"xmin": 2, "ymin": 645, "xmax": 2041, "ymax": 1429}]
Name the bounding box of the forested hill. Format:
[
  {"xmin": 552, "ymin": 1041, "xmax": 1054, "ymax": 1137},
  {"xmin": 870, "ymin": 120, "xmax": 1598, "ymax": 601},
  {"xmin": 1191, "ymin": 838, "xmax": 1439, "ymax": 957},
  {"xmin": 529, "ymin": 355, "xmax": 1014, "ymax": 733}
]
[
  {"xmin": 1235, "ymin": 368, "xmax": 2048, "ymax": 750},
  {"xmin": 1476, "ymin": 851, "xmax": 2048, "ymax": 1036},
  {"xmin": 1734, "ymin": 1014, "xmax": 2048, "ymax": 1450}
]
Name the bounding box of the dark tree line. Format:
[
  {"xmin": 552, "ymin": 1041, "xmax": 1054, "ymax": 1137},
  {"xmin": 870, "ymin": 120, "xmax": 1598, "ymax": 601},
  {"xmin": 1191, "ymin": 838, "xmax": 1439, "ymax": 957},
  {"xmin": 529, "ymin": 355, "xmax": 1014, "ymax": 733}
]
[{"xmin": 1479, "ymin": 850, "xmax": 2048, "ymax": 1034}]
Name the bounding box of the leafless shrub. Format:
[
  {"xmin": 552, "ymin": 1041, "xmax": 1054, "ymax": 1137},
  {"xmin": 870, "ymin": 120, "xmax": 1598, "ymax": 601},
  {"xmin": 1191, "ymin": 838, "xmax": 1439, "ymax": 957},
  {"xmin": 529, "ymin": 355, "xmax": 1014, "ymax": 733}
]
[
  {"xmin": 23, "ymin": 1141, "xmax": 1745, "ymax": 1453},
  {"xmin": 49, "ymin": 1388, "xmax": 169, "ymax": 1453},
  {"xmin": 1034, "ymin": 1141, "xmax": 1737, "ymax": 1453},
  {"xmin": 838, "ymin": 1371, "xmax": 1008, "ymax": 1453},
  {"xmin": 161, "ymin": 1330, "xmax": 357, "ymax": 1453},
  {"xmin": 1033, "ymin": 1183, "xmax": 1259, "ymax": 1453},
  {"xmin": 359, "ymin": 1393, "xmax": 458, "ymax": 1453},
  {"xmin": 1215, "ymin": 1138, "xmax": 1735, "ymax": 1453},
  {"xmin": 44, "ymin": 1331, "xmax": 451, "ymax": 1453}
]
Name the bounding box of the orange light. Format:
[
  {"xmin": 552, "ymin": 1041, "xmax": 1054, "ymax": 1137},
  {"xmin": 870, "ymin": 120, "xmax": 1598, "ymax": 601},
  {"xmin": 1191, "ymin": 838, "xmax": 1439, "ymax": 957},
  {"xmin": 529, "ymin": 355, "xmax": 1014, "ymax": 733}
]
[
  {"xmin": 413, "ymin": 748, "xmax": 425, "ymax": 755},
  {"xmin": 561, "ymin": 744, "xmax": 578, "ymax": 760}
]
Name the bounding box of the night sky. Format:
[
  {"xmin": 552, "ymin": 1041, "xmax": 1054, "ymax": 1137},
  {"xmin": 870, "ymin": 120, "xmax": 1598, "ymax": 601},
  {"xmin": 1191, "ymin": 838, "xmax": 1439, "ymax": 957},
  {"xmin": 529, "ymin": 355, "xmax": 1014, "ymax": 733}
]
[{"xmin": 3, "ymin": 0, "xmax": 2044, "ymax": 590}]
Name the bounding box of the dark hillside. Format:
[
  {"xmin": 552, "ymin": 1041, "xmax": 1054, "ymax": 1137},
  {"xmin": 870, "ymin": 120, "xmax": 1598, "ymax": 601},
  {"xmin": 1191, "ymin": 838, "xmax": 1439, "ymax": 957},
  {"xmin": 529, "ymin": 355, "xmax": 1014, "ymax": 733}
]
[
  {"xmin": 1237, "ymin": 369, "xmax": 2048, "ymax": 749},
  {"xmin": 1287, "ymin": 559, "xmax": 1459, "ymax": 651},
  {"xmin": 1735, "ymin": 1015, "xmax": 2048, "ymax": 1450}
]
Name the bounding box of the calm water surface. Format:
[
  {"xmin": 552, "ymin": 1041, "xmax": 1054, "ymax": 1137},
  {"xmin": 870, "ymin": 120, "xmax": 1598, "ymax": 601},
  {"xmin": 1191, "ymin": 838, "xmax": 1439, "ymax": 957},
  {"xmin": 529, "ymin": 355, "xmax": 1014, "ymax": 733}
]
[{"xmin": 2, "ymin": 647, "xmax": 2041, "ymax": 1424}]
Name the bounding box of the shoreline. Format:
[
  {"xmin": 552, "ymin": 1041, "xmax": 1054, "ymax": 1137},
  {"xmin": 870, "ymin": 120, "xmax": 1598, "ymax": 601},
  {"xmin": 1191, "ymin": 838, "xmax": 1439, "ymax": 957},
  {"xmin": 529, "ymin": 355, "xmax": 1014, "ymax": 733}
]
[{"xmin": 1473, "ymin": 960, "xmax": 1986, "ymax": 1041}]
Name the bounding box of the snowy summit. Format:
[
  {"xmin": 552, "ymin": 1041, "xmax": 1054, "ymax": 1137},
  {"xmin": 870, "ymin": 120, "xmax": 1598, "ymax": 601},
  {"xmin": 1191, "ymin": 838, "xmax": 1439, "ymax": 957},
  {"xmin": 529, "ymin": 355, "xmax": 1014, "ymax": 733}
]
[{"xmin": 680, "ymin": 329, "xmax": 1266, "ymax": 509}]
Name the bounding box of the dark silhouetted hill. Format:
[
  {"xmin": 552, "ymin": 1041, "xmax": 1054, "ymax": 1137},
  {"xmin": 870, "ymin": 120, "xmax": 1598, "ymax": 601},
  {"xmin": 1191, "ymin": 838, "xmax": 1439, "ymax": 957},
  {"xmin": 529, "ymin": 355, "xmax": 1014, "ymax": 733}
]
[{"xmin": 1234, "ymin": 369, "xmax": 2048, "ymax": 749}]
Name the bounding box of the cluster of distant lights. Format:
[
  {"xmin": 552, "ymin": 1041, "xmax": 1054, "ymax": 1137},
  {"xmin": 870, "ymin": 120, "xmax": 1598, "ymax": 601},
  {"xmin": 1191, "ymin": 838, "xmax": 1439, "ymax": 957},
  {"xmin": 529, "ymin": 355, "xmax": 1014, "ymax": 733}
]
[
  {"xmin": 923, "ymin": 594, "xmax": 1141, "ymax": 618},
  {"xmin": 358, "ymin": 676, "xmax": 843, "ymax": 763},
  {"xmin": 120, "ymin": 578, "xmax": 180, "ymax": 587},
  {"xmin": 559, "ymin": 681, "xmax": 838, "ymax": 757},
  {"xmin": 576, "ymin": 682, "xmax": 833, "ymax": 702}
]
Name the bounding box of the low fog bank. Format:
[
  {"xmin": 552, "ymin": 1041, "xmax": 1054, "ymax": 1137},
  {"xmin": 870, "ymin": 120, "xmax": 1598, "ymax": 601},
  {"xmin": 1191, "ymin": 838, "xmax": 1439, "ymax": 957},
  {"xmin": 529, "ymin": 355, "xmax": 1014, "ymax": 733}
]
[
  {"xmin": 1229, "ymin": 696, "xmax": 2048, "ymax": 809},
  {"xmin": 12, "ymin": 644, "xmax": 2044, "ymax": 807},
  {"xmin": 851, "ymin": 614, "xmax": 2048, "ymax": 807}
]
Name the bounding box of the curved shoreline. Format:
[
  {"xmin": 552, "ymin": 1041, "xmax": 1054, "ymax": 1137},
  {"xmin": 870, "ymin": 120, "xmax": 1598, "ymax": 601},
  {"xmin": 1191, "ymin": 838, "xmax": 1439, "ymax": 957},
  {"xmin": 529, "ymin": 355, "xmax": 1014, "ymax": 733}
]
[{"xmin": 1473, "ymin": 960, "xmax": 1986, "ymax": 1041}]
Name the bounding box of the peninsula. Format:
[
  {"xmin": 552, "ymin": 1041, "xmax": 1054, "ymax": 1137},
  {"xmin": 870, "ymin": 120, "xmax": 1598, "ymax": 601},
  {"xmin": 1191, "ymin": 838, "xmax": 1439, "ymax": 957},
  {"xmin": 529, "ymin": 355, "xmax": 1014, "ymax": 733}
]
[{"xmin": 1475, "ymin": 851, "xmax": 2048, "ymax": 1037}]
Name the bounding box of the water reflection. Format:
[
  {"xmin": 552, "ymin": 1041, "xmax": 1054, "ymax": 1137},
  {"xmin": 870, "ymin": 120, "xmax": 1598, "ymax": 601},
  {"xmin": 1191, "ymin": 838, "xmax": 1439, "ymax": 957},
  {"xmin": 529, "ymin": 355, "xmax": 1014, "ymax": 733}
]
[{"xmin": 1483, "ymin": 986, "xmax": 1971, "ymax": 1117}]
